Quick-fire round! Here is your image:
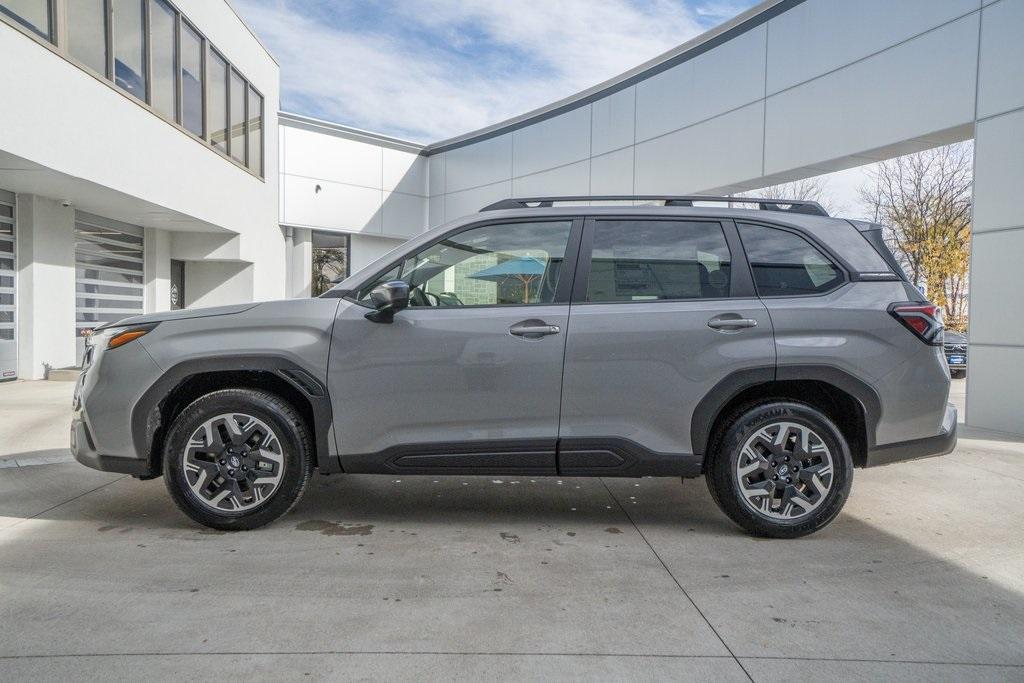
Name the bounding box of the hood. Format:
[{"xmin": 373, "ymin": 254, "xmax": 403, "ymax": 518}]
[{"xmin": 95, "ymin": 303, "xmax": 259, "ymax": 330}]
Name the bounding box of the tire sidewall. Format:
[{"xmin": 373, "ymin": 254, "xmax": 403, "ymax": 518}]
[
  {"xmin": 708, "ymin": 401, "xmax": 853, "ymax": 538},
  {"xmin": 163, "ymin": 389, "xmax": 312, "ymax": 531}
]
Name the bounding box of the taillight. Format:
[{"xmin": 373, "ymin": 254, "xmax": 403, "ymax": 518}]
[{"xmin": 889, "ymin": 302, "xmax": 943, "ymax": 345}]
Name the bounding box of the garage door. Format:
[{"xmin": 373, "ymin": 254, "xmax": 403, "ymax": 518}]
[
  {"xmin": 75, "ymin": 212, "xmax": 144, "ymax": 361},
  {"xmin": 0, "ymin": 191, "xmax": 15, "ymax": 380}
]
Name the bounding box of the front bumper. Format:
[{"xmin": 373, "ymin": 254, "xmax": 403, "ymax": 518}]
[
  {"xmin": 71, "ymin": 410, "xmax": 155, "ymax": 476},
  {"xmin": 864, "ymin": 402, "xmax": 957, "ymax": 467}
]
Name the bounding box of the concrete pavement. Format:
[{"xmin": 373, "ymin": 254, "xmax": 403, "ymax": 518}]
[{"xmin": 0, "ymin": 379, "xmax": 1022, "ymax": 681}]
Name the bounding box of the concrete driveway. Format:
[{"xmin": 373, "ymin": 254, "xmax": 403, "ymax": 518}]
[{"xmin": 0, "ymin": 379, "xmax": 1022, "ymax": 681}]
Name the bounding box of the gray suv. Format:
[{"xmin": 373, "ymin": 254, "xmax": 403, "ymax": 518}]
[{"xmin": 71, "ymin": 196, "xmax": 956, "ymax": 538}]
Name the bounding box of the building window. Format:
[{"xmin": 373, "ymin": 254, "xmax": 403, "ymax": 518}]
[
  {"xmin": 111, "ymin": 0, "xmax": 147, "ymax": 100},
  {"xmin": 180, "ymin": 20, "xmax": 204, "ymax": 137},
  {"xmin": 66, "ymin": 0, "xmax": 107, "ymax": 75},
  {"xmin": 586, "ymin": 220, "xmax": 732, "ymax": 302},
  {"xmin": 0, "ymin": 201, "xmax": 15, "ymax": 348},
  {"xmin": 312, "ymin": 232, "xmax": 349, "ymax": 297},
  {"xmin": 208, "ymin": 48, "xmax": 229, "ymax": 152},
  {"xmin": 738, "ymin": 223, "xmax": 843, "ymax": 296},
  {"xmin": 148, "ymin": 0, "xmax": 176, "ymax": 120},
  {"xmin": 229, "ymin": 68, "xmax": 246, "ymax": 163},
  {"xmin": 74, "ymin": 215, "xmax": 145, "ymax": 343},
  {"xmin": 0, "ymin": 0, "xmax": 51, "ymax": 40},
  {"xmin": 247, "ymin": 87, "xmax": 263, "ymax": 175}
]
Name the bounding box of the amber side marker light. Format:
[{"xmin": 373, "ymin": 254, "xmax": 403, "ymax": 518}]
[{"xmin": 108, "ymin": 328, "xmax": 152, "ymax": 349}]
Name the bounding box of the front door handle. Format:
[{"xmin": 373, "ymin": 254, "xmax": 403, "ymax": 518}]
[
  {"xmin": 509, "ymin": 319, "xmax": 561, "ymax": 338},
  {"xmin": 707, "ymin": 316, "xmax": 758, "ymax": 331}
]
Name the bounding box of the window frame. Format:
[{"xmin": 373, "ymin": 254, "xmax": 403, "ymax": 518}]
[
  {"xmin": 344, "ymin": 216, "xmax": 586, "ymax": 310},
  {"xmin": 571, "ymin": 216, "xmax": 755, "ymax": 305},
  {"xmin": 736, "ymin": 220, "xmax": 851, "ymax": 299},
  {"xmin": 0, "ymin": 0, "xmax": 53, "ymax": 41},
  {"xmin": 0, "ymin": 0, "xmax": 265, "ymax": 180}
]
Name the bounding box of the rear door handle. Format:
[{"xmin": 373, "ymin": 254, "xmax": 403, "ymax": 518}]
[
  {"xmin": 509, "ymin": 319, "xmax": 561, "ymax": 338},
  {"xmin": 707, "ymin": 317, "xmax": 758, "ymax": 331}
]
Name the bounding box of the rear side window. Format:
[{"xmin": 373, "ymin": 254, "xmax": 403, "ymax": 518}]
[
  {"xmin": 739, "ymin": 223, "xmax": 843, "ymax": 296},
  {"xmin": 586, "ymin": 220, "xmax": 731, "ymax": 302}
]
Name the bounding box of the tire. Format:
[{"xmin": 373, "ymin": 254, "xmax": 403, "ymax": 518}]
[
  {"xmin": 163, "ymin": 388, "xmax": 314, "ymax": 531},
  {"xmin": 705, "ymin": 401, "xmax": 853, "ymax": 539}
]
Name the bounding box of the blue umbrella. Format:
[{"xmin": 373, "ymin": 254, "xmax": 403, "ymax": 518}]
[{"xmin": 469, "ymin": 256, "xmax": 547, "ymax": 303}]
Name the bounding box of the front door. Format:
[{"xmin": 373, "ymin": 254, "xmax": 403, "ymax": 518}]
[
  {"xmin": 170, "ymin": 259, "xmax": 185, "ymax": 310},
  {"xmin": 558, "ymin": 217, "xmax": 775, "ymax": 474},
  {"xmin": 327, "ymin": 218, "xmax": 580, "ymax": 474}
]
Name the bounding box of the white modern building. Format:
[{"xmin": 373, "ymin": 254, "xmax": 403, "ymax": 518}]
[{"xmin": 2, "ymin": 0, "xmax": 1023, "ymax": 435}]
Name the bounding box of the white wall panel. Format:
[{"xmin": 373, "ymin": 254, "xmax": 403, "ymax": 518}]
[
  {"xmin": 428, "ymin": 153, "xmax": 446, "ymax": 197},
  {"xmin": 590, "ymin": 147, "xmax": 634, "ymax": 195},
  {"xmin": 443, "ymin": 181, "xmax": 512, "ymax": 221},
  {"xmin": 764, "ymin": 15, "xmax": 978, "ymax": 175},
  {"xmin": 444, "ymin": 134, "xmax": 512, "ymax": 193},
  {"xmin": 383, "ymin": 148, "xmax": 427, "ymax": 196},
  {"xmin": 972, "ymin": 109, "xmax": 1024, "ymax": 233},
  {"xmin": 282, "ymin": 127, "xmax": 382, "ymax": 188},
  {"xmin": 381, "ymin": 192, "xmax": 428, "ymax": 238},
  {"xmin": 591, "ymin": 86, "xmax": 636, "ymax": 156},
  {"xmin": 282, "ymin": 175, "xmax": 382, "ymax": 233},
  {"xmin": 635, "ymin": 25, "xmax": 766, "ymax": 143},
  {"xmin": 512, "ymin": 160, "xmax": 589, "ymax": 197},
  {"xmin": 349, "ymin": 234, "xmax": 406, "ymax": 274},
  {"xmin": 512, "ymin": 107, "xmax": 592, "ymax": 177},
  {"xmin": 428, "ymin": 191, "xmax": 445, "ymax": 228},
  {"xmin": 635, "ymin": 102, "xmax": 763, "ymax": 194},
  {"xmin": 966, "ymin": 345, "xmax": 1024, "ymax": 433},
  {"xmin": 967, "ymin": 230, "xmax": 1024, "ymax": 346},
  {"xmin": 766, "ymin": 0, "xmax": 979, "ymax": 94},
  {"xmin": 977, "ymin": 0, "xmax": 1024, "ymax": 120}
]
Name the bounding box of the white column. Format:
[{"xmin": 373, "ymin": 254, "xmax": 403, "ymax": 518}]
[
  {"xmin": 144, "ymin": 227, "xmax": 171, "ymax": 313},
  {"xmin": 16, "ymin": 195, "xmax": 77, "ymax": 378},
  {"xmin": 288, "ymin": 226, "xmax": 312, "ymax": 298}
]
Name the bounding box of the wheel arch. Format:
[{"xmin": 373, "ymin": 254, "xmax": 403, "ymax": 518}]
[
  {"xmin": 131, "ymin": 356, "xmax": 337, "ymax": 477},
  {"xmin": 692, "ymin": 365, "xmax": 881, "ymax": 468}
]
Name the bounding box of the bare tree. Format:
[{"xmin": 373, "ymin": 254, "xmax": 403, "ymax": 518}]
[
  {"xmin": 858, "ymin": 143, "xmax": 972, "ymax": 329},
  {"xmin": 740, "ymin": 176, "xmax": 845, "ymax": 216},
  {"xmin": 311, "ymin": 246, "xmax": 348, "ymax": 297}
]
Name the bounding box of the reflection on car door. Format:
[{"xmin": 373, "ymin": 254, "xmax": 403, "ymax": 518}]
[
  {"xmin": 557, "ymin": 217, "xmax": 775, "ymax": 475},
  {"xmin": 327, "ymin": 218, "xmax": 581, "ymax": 475}
]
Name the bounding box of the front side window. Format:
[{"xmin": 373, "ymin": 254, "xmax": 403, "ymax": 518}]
[
  {"xmin": 67, "ymin": 0, "xmax": 106, "ymax": 74},
  {"xmin": 586, "ymin": 220, "xmax": 731, "ymax": 302},
  {"xmin": 357, "ymin": 221, "xmax": 573, "ymax": 307},
  {"xmin": 0, "ymin": 0, "xmax": 50, "ymax": 39},
  {"xmin": 111, "ymin": 0, "xmax": 147, "ymax": 100},
  {"xmin": 738, "ymin": 223, "xmax": 843, "ymax": 296}
]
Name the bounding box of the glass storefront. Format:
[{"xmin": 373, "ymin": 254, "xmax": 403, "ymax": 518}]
[{"xmin": 0, "ymin": 193, "xmax": 16, "ymax": 380}]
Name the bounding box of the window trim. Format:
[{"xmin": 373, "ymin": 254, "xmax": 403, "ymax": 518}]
[
  {"xmin": 571, "ymin": 216, "xmax": 754, "ymax": 305},
  {"xmin": 343, "ymin": 216, "xmax": 585, "ymax": 310},
  {"xmin": 736, "ymin": 220, "xmax": 850, "ymax": 299},
  {"xmin": 0, "ymin": 0, "xmax": 265, "ymax": 180}
]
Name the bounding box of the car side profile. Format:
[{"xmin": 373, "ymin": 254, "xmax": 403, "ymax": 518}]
[{"xmin": 71, "ymin": 195, "xmax": 957, "ymax": 538}]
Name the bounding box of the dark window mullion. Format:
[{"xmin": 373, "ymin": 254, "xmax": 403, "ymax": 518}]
[
  {"xmin": 172, "ymin": 9, "xmax": 180, "ymax": 123},
  {"xmin": 142, "ymin": 0, "xmax": 151, "ymax": 104},
  {"xmin": 104, "ymin": 0, "xmax": 113, "ymax": 80}
]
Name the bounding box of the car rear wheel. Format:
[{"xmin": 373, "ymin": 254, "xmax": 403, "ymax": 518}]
[
  {"xmin": 163, "ymin": 388, "xmax": 313, "ymax": 531},
  {"xmin": 706, "ymin": 401, "xmax": 853, "ymax": 538}
]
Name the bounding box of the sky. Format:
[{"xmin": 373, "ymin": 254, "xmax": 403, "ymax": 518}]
[{"xmin": 232, "ymin": 0, "xmax": 879, "ymax": 217}]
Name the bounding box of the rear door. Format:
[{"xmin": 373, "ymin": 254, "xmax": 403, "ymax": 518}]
[{"xmin": 557, "ymin": 216, "xmax": 775, "ymax": 474}]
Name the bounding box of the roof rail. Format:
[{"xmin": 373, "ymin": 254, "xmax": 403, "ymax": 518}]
[{"xmin": 480, "ymin": 195, "xmax": 829, "ymax": 217}]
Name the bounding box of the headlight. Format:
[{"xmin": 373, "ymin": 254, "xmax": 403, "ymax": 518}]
[{"xmin": 87, "ymin": 323, "xmax": 159, "ymax": 350}]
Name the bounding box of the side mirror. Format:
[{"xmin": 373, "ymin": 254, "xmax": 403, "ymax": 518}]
[{"xmin": 365, "ymin": 280, "xmax": 409, "ymax": 323}]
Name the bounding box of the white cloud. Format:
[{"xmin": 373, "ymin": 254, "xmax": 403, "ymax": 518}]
[{"xmin": 233, "ymin": 0, "xmax": 728, "ymax": 141}]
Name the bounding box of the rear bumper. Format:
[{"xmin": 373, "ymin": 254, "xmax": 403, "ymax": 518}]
[{"xmin": 865, "ymin": 403, "xmax": 957, "ymax": 467}]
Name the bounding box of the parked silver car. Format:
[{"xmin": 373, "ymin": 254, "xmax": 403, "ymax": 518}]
[{"xmin": 71, "ymin": 196, "xmax": 956, "ymax": 538}]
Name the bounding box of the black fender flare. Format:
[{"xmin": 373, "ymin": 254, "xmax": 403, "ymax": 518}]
[
  {"xmin": 131, "ymin": 355, "xmax": 338, "ymax": 475},
  {"xmin": 690, "ymin": 365, "xmax": 882, "ymax": 455}
]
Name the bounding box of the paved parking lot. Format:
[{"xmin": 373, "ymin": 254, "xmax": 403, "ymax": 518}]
[{"xmin": 1, "ymin": 379, "xmax": 1022, "ymax": 681}]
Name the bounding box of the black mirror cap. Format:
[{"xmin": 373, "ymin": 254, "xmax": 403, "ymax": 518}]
[{"xmin": 366, "ymin": 280, "xmax": 409, "ymax": 323}]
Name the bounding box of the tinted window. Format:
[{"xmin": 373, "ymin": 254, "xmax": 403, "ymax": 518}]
[
  {"xmin": 67, "ymin": 0, "xmax": 107, "ymax": 74},
  {"xmin": 208, "ymin": 50, "xmax": 229, "ymax": 152},
  {"xmin": 111, "ymin": 0, "xmax": 147, "ymax": 100},
  {"xmin": 586, "ymin": 220, "xmax": 731, "ymax": 302},
  {"xmin": 149, "ymin": 0, "xmax": 177, "ymax": 119},
  {"xmin": 229, "ymin": 70, "xmax": 246, "ymax": 162},
  {"xmin": 180, "ymin": 23, "xmax": 204, "ymax": 137},
  {"xmin": 247, "ymin": 87, "xmax": 263, "ymax": 174},
  {"xmin": 358, "ymin": 221, "xmax": 572, "ymax": 307},
  {"xmin": 739, "ymin": 223, "xmax": 843, "ymax": 296},
  {"xmin": 0, "ymin": 0, "xmax": 50, "ymax": 39}
]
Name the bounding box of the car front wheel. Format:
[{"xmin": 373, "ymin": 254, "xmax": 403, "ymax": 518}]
[
  {"xmin": 706, "ymin": 401, "xmax": 853, "ymax": 538},
  {"xmin": 163, "ymin": 388, "xmax": 313, "ymax": 531}
]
